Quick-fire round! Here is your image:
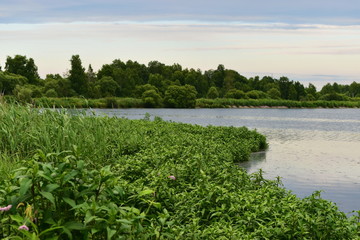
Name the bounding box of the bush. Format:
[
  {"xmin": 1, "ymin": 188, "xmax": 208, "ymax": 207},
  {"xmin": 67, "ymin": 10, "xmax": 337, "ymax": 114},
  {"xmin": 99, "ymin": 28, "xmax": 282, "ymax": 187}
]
[
  {"xmin": 164, "ymin": 84, "xmax": 197, "ymax": 108},
  {"xmin": 45, "ymin": 89, "xmax": 58, "ymax": 98},
  {"xmin": 224, "ymin": 89, "xmax": 246, "ymax": 99}
]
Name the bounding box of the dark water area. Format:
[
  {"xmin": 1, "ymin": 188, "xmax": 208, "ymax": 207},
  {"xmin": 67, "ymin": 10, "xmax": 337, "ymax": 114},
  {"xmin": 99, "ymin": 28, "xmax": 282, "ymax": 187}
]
[{"xmin": 86, "ymin": 108, "xmax": 360, "ymax": 214}]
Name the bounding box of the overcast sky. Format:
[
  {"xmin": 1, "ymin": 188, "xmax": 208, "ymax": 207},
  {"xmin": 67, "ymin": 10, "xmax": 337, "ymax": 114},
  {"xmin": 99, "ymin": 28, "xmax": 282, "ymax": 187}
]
[{"xmin": 1, "ymin": 0, "xmax": 360, "ymax": 87}]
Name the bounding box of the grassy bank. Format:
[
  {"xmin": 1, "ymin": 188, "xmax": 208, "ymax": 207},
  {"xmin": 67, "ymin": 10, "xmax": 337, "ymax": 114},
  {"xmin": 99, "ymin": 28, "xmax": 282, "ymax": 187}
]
[
  {"xmin": 5, "ymin": 96, "xmax": 360, "ymax": 108},
  {"xmin": 0, "ymin": 105, "xmax": 359, "ymax": 239},
  {"xmin": 197, "ymin": 98, "xmax": 360, "ymax": 108}
]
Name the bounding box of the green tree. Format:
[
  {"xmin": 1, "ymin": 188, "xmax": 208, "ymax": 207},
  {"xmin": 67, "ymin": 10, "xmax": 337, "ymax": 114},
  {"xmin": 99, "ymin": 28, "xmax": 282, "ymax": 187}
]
[
  {"xmin": 305, "ymin": 83, "xmax": 317, "ymax": 100},
  {"xmin": 0, "ymin": 72, "xmax": 28, "ymax": 94},
  {"xmin": 246, "ymin": 90, "xmax": 268, "ymax": 99},
  {"xmin": 142, "ymin": 89, "xmax": 163, "ymax": 107},
  {"xmin": 224, "ymin": 89, "xmax": 246, "ymax": 99},
  {"xmin": 69, "ymin": 55, "xmax": 88, "ymax": 96},
  {"xmin": 164, "ymin": 84, "xmax": 197, "ymax": 108},
  {"xmin": 96, "ymin": 76, "xmax": 119, "ymax": 97},
  {"xmin": 267, "ymin": 88, "xmax": 281, "ymax": 99},
  {"xmin": 13, "ymin": 85, "xmax": 33, "ymax": 103},
  {"xmin": 5, "ymin": 55, "xmax": 40, "ymax": 84},
  {"xmin": 207, "ymin": 87, "xmax": 219, "ymax": 99},
  {"xmin": 349, "ymin": 82, "xmax": 360, "ymax": 97},
  {"xmin": 86, "ymin": 64, "xmax": 97, "ymax": 82},
  {"xmin": 320, "ymin": 83, "xmax": 334, "ymax": 95}
]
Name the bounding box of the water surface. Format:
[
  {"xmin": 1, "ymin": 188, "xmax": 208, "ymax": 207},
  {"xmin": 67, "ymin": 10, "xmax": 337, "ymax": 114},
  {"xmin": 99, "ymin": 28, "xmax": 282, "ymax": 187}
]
[{"xmin": 89, "ymin": 108, "xmax": 360, "ymax": 214}]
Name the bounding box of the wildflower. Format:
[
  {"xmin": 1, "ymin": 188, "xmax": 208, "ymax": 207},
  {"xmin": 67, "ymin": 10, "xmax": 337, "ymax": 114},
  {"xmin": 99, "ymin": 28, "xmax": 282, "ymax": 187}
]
[
  {"xmin": 0, "ymin": 205, "xmax": 12, "ymax": 212},
  {"xmin": 168, "ymin": 175, "xmax": 176, "ymax": 180},
  {"xmin": 18, "ymin": 225, "xmax": 29, "ymax": 231}
]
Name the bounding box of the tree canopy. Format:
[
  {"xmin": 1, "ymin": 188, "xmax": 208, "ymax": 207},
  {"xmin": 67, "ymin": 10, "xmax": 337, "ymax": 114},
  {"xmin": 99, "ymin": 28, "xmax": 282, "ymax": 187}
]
[{"xmin": 1, "ymin": 54, "xmax": 360, "ymax": 107}]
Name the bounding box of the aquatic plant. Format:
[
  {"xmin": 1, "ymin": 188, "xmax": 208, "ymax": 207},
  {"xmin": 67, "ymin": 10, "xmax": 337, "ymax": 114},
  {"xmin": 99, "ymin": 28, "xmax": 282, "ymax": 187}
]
[{"xmin": 0, "ymin": 105, "xmax": 358, "ymax": 239}]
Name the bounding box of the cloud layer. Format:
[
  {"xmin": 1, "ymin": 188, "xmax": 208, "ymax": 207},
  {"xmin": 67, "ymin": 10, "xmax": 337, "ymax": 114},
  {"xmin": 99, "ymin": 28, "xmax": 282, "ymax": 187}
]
[
  {"xmin": 1, "ymin": 0, "xmax": 360, "ymax": 25},
  {"xmin": 1, "ymin": 1, "xmax": 359, "ymax": 86}
]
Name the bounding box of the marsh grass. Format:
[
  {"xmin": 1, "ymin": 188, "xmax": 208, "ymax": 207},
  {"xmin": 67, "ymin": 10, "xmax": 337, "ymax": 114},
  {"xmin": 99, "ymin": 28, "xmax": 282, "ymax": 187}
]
[
  {"xmin": 0, "ymin": 104, "xmax": 358, "ymax": 239},
  {"xmin": 196, "ymin": 98, "xmax": 360, "ymax": 108},
  {"xmin": 24, "ymin": 97, "xmax": 360, "ymax": 109}
]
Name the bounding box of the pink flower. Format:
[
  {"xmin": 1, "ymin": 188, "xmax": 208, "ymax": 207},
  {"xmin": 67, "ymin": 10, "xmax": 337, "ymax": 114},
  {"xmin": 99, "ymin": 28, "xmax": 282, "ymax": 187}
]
[
  {"xmin": 0, "ymin": 205, "xmax": 12, "ymax": 212},
  {"xmin": 168, "ymin": 175, "xmax": 176, "ymax": 180},
  {"xmin": 18, "ymin": 225, "xmax": 29, "ymax": 231}
]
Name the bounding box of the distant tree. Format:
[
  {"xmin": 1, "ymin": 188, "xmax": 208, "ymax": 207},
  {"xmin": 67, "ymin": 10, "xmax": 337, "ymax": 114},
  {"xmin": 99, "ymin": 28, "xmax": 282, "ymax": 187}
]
[
  {"xmin": 207, "ymin": 87, "xmax": 219, "ymax": 99},
  {"xmin": 148, "ymin": 61, "xmax": 165, "ymax": 75},
  {"xmin": 305, "ymin": 83, "xmax": 317, "ymax": 100},
  {"xmin": 86, "ymin": 64, "xmax": 97, "ymax": 82},
  {"xmin": 96, "ymin": 76, "xmax": 119, "ymax": 97},
  {"xmin": 212, "ymin": 64, "xmax": 225, "ymax": 89},
  {"xmin": 278, "ymin": 77, "xmax": 291, "ymax": 99},
  {"xmin": 68, "ymin": 55, "xmax": 88, "ymax": 96},
  {"xmin": 349, "ymin": 82, "xmax": 360, "ymax": 97},
  {"xmin": 288, "ymin": 85, "xmax": 298, "ymax": 100},
  {"xmin": 45, "ymin": 89, "xmax": 58, "ymax": 98},
  {"xmin": 319, "ymin": 93, "xmax": 349, "ymax": 101},
  {"xmin": 142, "ymin": 89, "xmax": 163, "ymax": 107},
  {"xmin": 267, "ymin": 88, "xmax": 281, "ymax": 99},
  {"xmin": 13, "ymin": 85, "xmax": 33, "ymax": 103},
  {"xmin": 224, "ymin": 89, "xmax": 246, "ymax": 99},
  {"xmin": 5, "ymin": 55, "xmax": 40, "ymax": 84},
  {"xmin": 164, "ymin": 84, "xmax": 197, "ymax": 108},
  {"xmin": 320, "ymin": 83, "xmax": 334, "ymax": 95},
  {"xmin": 148, "ymin": 74, "xmax": 165, "ymax": 92},
  {"xmin": 134, "ymin": 84, "xmax": 160, "ymax": 98},
  {"xmin": 0, "ymin": 72, "xmax": 28, "ymax": 94},
  {"xmin": 246, "ymin": 90, "xmax": 268, "ymax": 99}
]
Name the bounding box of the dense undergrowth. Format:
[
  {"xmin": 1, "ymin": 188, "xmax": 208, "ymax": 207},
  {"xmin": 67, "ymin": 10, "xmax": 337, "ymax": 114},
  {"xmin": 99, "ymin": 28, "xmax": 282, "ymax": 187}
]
[{"xmin": 0, "ymin": 105, "xmax": 359, "ymax": 239}]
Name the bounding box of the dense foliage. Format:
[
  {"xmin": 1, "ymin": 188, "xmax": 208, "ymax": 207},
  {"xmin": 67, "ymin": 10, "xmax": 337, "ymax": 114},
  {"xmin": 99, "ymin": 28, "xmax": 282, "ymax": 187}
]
[
  {"xmin": 1, "ymin": 55, "xmax": 360, "ymax": 108},
  {"xmin": 0, "ymin": 105, "xmax": 359, "ymax": 239}
]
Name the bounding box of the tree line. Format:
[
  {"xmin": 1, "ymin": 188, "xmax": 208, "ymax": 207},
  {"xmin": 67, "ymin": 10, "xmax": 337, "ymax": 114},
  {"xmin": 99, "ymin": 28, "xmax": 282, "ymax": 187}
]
[{"xmin": 1, "ymin": 54, "xmax": 360, "ymax": 107}]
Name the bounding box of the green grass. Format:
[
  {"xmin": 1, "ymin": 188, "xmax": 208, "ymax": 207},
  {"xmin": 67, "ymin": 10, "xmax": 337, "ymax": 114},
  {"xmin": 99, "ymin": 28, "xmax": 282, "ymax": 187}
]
[
  {"xmin": 196, "ymin": 98, "xmax": 360, "ymax": 108},
  {"xmin": 14, "ymin": 96, "xmax": 360, "ymax": 109},
  {"xmin": 0, "ymin": 104, "xmax": 359, "ymax": 239}
]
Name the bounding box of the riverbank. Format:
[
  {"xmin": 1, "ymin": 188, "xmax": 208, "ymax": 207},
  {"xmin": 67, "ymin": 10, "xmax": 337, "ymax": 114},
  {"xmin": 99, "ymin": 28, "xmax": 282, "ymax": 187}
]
[
  {"xmin": 3, "ymin": 96, "xmax": 359, "ymax": 109},
  {"xmin": 0, "ymin": 105, "xmax": 358, "ymax": 239}
]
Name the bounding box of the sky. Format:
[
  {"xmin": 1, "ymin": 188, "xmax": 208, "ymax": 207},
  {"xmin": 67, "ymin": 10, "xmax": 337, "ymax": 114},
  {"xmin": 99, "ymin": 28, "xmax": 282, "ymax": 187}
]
[{"xmin": 1, "ymin": 0, "xmax": 360, "ymax": 88}]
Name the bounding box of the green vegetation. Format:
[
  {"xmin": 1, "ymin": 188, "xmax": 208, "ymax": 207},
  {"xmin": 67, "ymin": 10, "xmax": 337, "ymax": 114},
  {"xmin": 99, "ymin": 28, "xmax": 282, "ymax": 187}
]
[
  {"xmin": 0, "ymin": 105, "xmax": 359, "ymax": 239},
  {"xmin": 197, "ymin": 98, "xmax": 360, "ymax": 108},
  {"xmin": 1, "ymin": 55, "xmax": 360, "ymax": 108}
]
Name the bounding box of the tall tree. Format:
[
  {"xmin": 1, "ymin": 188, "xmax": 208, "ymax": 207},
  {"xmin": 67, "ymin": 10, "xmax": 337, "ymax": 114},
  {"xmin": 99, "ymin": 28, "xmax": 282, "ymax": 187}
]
[
  {"xmin": 5, "ymin": 55, "xmax": 40, "ymax": 84},
  {"xmin": 68, "ymin": 55, "xmax": 88, "ymax": 96}
]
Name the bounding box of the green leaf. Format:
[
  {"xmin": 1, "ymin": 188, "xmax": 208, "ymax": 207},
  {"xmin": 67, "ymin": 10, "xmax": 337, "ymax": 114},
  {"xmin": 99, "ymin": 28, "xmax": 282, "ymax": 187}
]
[
  {"xmin": 153, "ymin": 202, "xmax": 161, "ymax": 209},
  {"xmin": 63, "ymin": 197, "xmax": 76, "ymax": 208},
  {"xmin": 139, "ymin": 189, "xmax": 154, "ymax": 197},
  {"xmin": 19, "ymin": 178, "xmax": 32, "ymax": 196},
  {"xmin": 39, "ymin": 226, "xmax": 63, "ymax": 237},
  {"xmin": 40, "ymin": 191, "xmax": 55, "ymax": 205},
  {"xmin": 44, "ymin": 183, "xmax": 60, "ymax": 192},
  {"xmin": 63, "ymin": 170, "xmax": 79, "ymax": 183},
  {"xmin": 64, "ymin": 221, "xmax": 86, "ymax": 230},
  {"xmin": 10, "ymin": 214, "xmax": 24, "ymax": 223},
  {"xmin": 38, "ymin": 172, "xmax": 54, "ymax": 182},
  {"xmin": 107, "ymin": 227, "xmax": 117, "ymax": 240}
]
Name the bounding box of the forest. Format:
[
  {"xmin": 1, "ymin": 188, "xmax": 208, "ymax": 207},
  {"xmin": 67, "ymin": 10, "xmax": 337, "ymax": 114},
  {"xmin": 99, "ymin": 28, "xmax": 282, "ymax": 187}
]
[{"xmin": 1, "ymin": 54, "xmax": 360, "ymax": 108}]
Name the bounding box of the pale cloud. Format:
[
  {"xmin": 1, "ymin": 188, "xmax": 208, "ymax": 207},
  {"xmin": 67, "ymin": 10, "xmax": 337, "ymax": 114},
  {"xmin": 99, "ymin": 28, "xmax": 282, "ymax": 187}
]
[
  {"xmin": 1, "ymin": 1, "xmax": 359, "ymax": 87},
  {"xmin": 1, "ymin": 0, "xmax": 360, "ymax": 25},
  {"xmin": 1, "ymin": 20, "xmax": 359, "ymax": 85}
]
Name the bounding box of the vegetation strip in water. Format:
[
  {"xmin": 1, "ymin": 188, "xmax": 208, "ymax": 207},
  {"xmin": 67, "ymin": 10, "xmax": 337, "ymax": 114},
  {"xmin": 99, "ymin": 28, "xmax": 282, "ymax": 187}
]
[{"xmin": 0, "ymin": 105, "xmax": 359, "ymax": 239}]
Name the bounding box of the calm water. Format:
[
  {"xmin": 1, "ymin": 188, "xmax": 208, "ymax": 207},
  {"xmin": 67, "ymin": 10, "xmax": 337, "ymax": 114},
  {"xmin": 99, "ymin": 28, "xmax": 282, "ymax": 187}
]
[{"xmin": 89, "ymin": 108, "xmax": 360, "ymax": 214}]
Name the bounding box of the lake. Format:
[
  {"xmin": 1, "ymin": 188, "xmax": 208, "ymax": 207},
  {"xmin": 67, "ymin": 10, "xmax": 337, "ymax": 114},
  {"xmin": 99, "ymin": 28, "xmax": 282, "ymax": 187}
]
[{"xmin": 88, "ymin": 108, "xmax": 360, "ymax": 214}]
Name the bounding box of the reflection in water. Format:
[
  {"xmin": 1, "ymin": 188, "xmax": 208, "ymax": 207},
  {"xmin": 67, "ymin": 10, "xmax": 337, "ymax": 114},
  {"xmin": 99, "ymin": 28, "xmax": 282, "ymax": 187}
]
[
  {"xmin": 240, "ymin": 151, "xmax": 267, "ymax": 169},
  {"xmin": 86, "ymin": 108, "xmax": 360, "ymax": 214}
]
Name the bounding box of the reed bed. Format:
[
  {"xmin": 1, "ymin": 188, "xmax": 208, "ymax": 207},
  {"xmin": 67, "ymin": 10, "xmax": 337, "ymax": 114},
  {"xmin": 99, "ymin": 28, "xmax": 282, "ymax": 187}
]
[{"xmin": 0, "ymin": 104, "xmax": 358, "ymax": 239}]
